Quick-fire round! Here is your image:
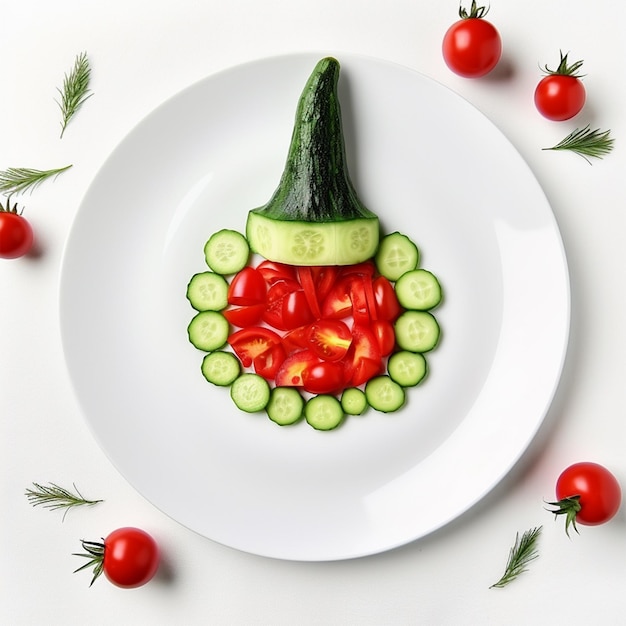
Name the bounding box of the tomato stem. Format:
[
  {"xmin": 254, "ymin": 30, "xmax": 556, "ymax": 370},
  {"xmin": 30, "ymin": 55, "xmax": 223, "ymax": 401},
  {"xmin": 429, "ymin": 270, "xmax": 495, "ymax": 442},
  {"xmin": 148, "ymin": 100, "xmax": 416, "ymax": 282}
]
[
  {"xmin": 541, "ymin": 50, "xmax": 585, "ymax": 77},
  {"xmin": 73, "ymin": 539, "xmax": 106, "ymax": 586},
  {"xmin": 459, "ymin": 0, "xmax": 489, "ymax": 19},
  {"xmin": 545, "ymin": 495, "xmax": 582, "ymax": 537}
]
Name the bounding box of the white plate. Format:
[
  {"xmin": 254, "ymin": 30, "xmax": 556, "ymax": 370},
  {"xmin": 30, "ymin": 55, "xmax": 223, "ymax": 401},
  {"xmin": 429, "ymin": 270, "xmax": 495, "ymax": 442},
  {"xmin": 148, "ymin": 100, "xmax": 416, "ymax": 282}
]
[{"xmin": 60, "ymin": 53, "xmax": 569, "ymax": 561}]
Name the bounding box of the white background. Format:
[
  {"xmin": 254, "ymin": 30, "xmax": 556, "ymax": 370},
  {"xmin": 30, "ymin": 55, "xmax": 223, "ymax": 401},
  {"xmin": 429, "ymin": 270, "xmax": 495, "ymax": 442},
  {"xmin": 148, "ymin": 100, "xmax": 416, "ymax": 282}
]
[{"xmin": 2, "ymin": 1, "xmax": 625, "ymax": 624}]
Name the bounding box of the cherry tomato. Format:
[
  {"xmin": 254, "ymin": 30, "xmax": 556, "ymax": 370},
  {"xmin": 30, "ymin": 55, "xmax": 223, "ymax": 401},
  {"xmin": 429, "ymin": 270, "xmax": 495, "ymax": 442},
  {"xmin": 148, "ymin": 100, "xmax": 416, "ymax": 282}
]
[
  {"xmin": 442, "ymin": 1, "xmax": 502, "ymax": 78},
  {"xmin": 321, "ymin": 277, "xmax": 353, "ymax": 319},
  {"xmin": 534, "ymin": 51, "xmax": 586, "ymax": 121},
  {"xmin": 346, "ymin": 325, "xmax": 383, "ymax": 386},
  {"xmin": 227, "ymin": 266, "xmax": 267, "ymax": 306},
  {"xmin": 262, "ymin": 279, "xmax": 309, "ymax": 330},
  {"xmin": 301, "ymin": 360, "xmax": 347, "ymax": 395},
  {"xmin": 310, "ymin": 265, "xmax": 338, "ymax": 302},
  {"xmin": 74, "ymin": 527, "xmax": 159, "ymax": 588},
  {"xmin": 306, "ymin": 319, "xmax": 353, "ymax": 362},
  {"xmin": 372, "ymin": 276, "xmax": 402, "ymax": 321},
  {"xmin": 548, "ymin": 462, "xmax": 622, "ymax": 535},
  {"xmin": 0, "ymin": 201, "xmax": 34, "ymax": 259},
  {"xmin": 371, "ymin": 319, "xmax": 396, "ymax": 357},
  {"xmin": 228, "ymin": 327, "xmax": 282, "ymax": 367},
  {"xmin": 253, "ymin": 343, "xmax": 287, "ymax": 379},
  {"xmin": 223, "ymin": 304, "xmax": 265, "ymax": 328},
  {"xmin": 256, "ymin": 259, "xmax": 297, "ymax": 284},
  {"xmin": 275, "ymin": 349, "xmax": 318, "ymax": 387}
]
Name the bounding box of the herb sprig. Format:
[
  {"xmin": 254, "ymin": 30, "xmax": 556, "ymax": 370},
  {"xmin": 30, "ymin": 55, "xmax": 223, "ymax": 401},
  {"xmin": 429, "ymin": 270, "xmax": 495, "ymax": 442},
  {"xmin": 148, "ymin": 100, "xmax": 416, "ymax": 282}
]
[
  {"xmin": 25, "ymin": 482, "xmax": 103, "ymax": 521},
  {"xmin": 0, "ymin": 165, "xmax": 73, "ymax": 195},
  {"xmin": 57, "ymin": 51, "xmax": 93, "ymax": 138},
  {"xmin": 543, "ymin": 125, "xmax": 615, "ymax": 163},
  {"xmin": 490, "ymin": 526, "xmax": 542, "ymax": 589}
]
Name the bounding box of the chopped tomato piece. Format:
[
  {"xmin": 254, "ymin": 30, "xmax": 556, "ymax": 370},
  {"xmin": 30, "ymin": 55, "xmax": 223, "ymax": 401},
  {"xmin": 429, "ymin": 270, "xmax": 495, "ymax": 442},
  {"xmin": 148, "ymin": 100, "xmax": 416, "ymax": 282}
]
[
  {"xmin": 281, "ymin": 325, "xmax": 310, "ymax": 353},
  {"xmin": 321, "ymin": 276, "xmax": 353, "ymax": 319},
  {"xmin": 256, "ymin": 260, "xmax": 297, "ymax": 284},
  {"xmin": 297, "ymin": 266, "xmax": 322, "ymax": 320},
  {"xmin": 350, "ymin": 278, "xmax": 371, "ymax": 326},
  {"xmin": 227, "ymin": 327, "xmax": 282, "ymax": 368},
  {"xmin": 373, "ymin": 276, "xmax": 402, "ymax": 321},
  {"xmin": 346, "ymin": 325, "xmax": 383, "ymax": 386},
  {"xmin": 275, "ymin": 349, "xmax": 318, "ymax": 387},
  {"xmin": 301, "ymin": 360, "xmax": 347, "ymax": 395},
  {"xmin": 227, "ymin": 266, "xmax": 267, "ymax": 306},
  {"xmin": 306, "ymin": 319, "xmax": 352, "ymax": 362},
  {"xmin": 222, "ymin": 304, "xmax": 265, "ymax": 328},
  {"xmin": 281, "ymin": 289, "xmax": 315, "ymax": 330},
  {"xmin": 253, "ymin": 343, "xmax": 287, "ymax": 380},
  {"xmin": 371, "ymin": 319, "xmax": 396, "ymax": 356},
  {"xmin": 311, "ymin": 265, "xmax": 338, "ymax": 302},
  {"xmin": 339, "ymin": 260, "xmax": 376, "ymax": 278}
]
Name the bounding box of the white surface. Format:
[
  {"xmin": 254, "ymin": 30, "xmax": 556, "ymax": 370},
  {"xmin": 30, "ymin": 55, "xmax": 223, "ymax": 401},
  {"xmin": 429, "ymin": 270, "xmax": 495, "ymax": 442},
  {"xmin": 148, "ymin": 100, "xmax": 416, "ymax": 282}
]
[
  {"xmin": 59, "ymin": 52, "xmax": 569, "ymax": 562},
  {"xmin": 2, "ymin": 1, "xmax": 624, "ymax": 623}
]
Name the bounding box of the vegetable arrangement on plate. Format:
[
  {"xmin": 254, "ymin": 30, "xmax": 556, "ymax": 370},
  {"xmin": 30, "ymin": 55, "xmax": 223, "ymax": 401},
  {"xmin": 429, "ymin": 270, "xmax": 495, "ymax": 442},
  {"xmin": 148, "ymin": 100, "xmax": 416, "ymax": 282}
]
[{"xmin": 186, "ymin": 57, "xmax": 443, "ymax": 430}]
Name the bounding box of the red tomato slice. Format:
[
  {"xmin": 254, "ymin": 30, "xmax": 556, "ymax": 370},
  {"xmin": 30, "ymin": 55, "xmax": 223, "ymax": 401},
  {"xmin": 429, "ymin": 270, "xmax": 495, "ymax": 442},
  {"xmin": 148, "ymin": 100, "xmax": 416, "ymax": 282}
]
[
  {"xmin": 339, "ymin": 260, "xmax": 376, "ymax": 278},
  {"xmin": 311, "ymin": 265, "xmax": 338, "ymax": 303},
  {"xmin": 321, "ymin": 277, "xmax": 353, "ymax": 319},
  {"xmin": 223, "ymin": 304, "xmax": 265, "ymax": 328},
  {"xmin": 350, "ymin": 278, "xmax": 371, "ymax": 326},
  {"xmin": 227, "ymin": 267, "xmax": 267, "ymax": 306},
  {"xmin": 371, "ymin": 319, "xmax": 396, "ymax": 357},
  {"xmin": 262, "ymin": 279, "xmax": 302, "ymax": 330},
  {"xmin": 351, "ymin": 357, "xmax": 384, "ymax": 387},
  {"xmin": 227, "ymin": 327, "xmax": 282, "ymax": 367},
  {"xmin": 373, "ymin": 276, "xmax": 402, "ymax": 321},
  {"xmin": 297, "ymin": 266, "xmax": 322, "ymax": 320},
  {"xmin": 256, "ymin": 260, "xmax": 297, "ymax": 284},
  {"xmin": 306, "ymin": 319, "xmax": 352, "ymax": 361},
  {"xmin": 281, "ymin": 325, "xmax": 310, "ymax": 353},
  {"xmin": 281, "ymin": 289, "xmax": 315, "ymax": 330},
  {"xmin": 301, "ymin": 360, "xmax": 347, "ymax": 395},
  {"xmin": 253, "ymin": 343, "xmax": 287, "ymax": 380},
  {"xmin": 275, "ymin": 349, "xmax": 319, "ymax": 387},
  {"xmin": 346, "ymin": 325, "xmax": 383, "ymax": 386}
]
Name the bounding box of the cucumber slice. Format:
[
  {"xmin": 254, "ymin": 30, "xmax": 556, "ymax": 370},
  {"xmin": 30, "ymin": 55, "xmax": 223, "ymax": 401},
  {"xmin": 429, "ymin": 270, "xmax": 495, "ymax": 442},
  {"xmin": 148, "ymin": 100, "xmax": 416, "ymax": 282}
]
[
  {"xmin": 394, "ymin": 311, "xmax": 440, "ymax": 353},
  {"xmin": 230, "ymin": 373, "xmax": 271, "ymax": 413},
  {"xmin": 394, "ymin": 269, "xmax": 442, "ymax": 311},
  {"xmin": 204, "ymin": 229, "xmax": 250, "ymax": 275},
  {"xmin": 365, "ymin": 376, "xmax": 405, "ymax": 413},
  {"xmin": 304, "ymin": 394, "xmax": 345, "ymax": 430},
  {"xmin": 266, "ymin": 386, "xmax": 304, "ymax": 426},
  {"xmin": 246, "ymin": 213, "xmax": 379, "ymax": 266},
  {"xmin": 375, "ymin": 232, "xmax": 419, "ymax": 281},
  {"xmin": 340, "ymin": 387, "xmax": 368, "ymax": 415},
  {"xmin": 186, "ymin": 271, "xmax": 229, "ymax": 311},
  {"xmin": 387, "ymin": 351, "xmax": 427, "ymax": 387},
  {"xmin": 201, "ymin": 351, "xmax": 241, "ymax": 386},
  {"xmin": 187, "ymin": 311, "xmax": 230, "ymax": 351}
]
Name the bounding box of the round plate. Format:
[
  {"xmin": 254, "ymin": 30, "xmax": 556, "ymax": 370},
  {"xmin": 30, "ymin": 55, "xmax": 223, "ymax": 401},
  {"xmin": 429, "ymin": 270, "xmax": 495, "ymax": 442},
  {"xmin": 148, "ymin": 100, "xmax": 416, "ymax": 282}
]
[{"xmin": 60, "ymin": 53, "xmax": 569, "ymax": 561}]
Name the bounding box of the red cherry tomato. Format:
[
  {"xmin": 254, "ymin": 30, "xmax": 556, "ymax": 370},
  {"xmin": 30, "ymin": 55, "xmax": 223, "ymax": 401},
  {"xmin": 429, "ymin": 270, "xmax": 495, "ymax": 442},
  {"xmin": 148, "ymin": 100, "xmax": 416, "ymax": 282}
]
[
  {"xmin": 228, "ymin": 327, "xmax": 282, "ymax": 367},
  {"xmin": 0, "ymin": 202, "xmax": 34, "ymax": 259},
  {"xmin": 223, "ymin": 304, "xmax": 265, "ymax": 328},
  {"xmin": 306, "ymin": 319, "xmax": 353, "ymax": 362},
  {"xmin": 256, "ymin": 259, "xmax": 297, "ymax": 284},
  {"xmin": 275, "ymin": 349, "xmax": 319, "ymax": 387},
  {"xmin": 227, "ymin": 266, "xmax": 267, "ymax": 306},
  {"xmin": 549, "ymin": 462, "xmax": 622, "ymax": 535},
  {"xmin": 346, "ymin": 325, "xmax": 383, "ymax": 386},
  {"xmin": 372, "ymin": 276, "xmax": 402, "ymax": 321},
  {"xmin": 253, "ymin": 342, "xmax": 287, "ymax": 379},
  {"xmin": 442, "ymin": 2, "xmax": 502, "ymax": 78},
  {"xmin": 534, "ymin": 52, "xmax": 586, "ymax": 121},
  {"xmin": 75, "ymin": 527, "xmax": 159, "ymax": 588},
  {"xmin": 301, "ymin": 360, "xmax": 347, "ymax": 395},
  {"xmin": 371, "ymin": 319, "xmax": 396, "ymax": 357},
  {"xmin": 321, "ymin": 277, "xmax": 353, "ymax": 319}
]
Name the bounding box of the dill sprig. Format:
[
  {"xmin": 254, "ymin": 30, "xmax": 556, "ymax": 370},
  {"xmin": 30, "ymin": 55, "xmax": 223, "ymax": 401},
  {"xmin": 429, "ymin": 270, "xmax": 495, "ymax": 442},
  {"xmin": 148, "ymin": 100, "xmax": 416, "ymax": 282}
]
[
  {"xmin": 57, "ymin": 51, "xmax": 93, "ymax": 138},
  {"xmin": 543, "ymin": 125, "xmax": 615, "ymax": 164},
  {"xmin": 25, "ymin": 482, "xmax": 103, "ymax": 521},
  {"xmin": 0, "ymin": 165, "xmax": 73, "ymax": 195},
  {"xmin": 490, "ymin": 526, "xmax": 542, "ymax": 589}
]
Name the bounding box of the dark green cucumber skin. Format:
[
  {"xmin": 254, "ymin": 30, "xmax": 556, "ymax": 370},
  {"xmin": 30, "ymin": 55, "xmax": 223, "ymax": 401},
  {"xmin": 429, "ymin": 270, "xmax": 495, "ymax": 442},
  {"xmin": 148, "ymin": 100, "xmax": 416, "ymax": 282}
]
[{"xmin": 250, "ymin": 57, "xmax": 377, "ymax": 224}]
